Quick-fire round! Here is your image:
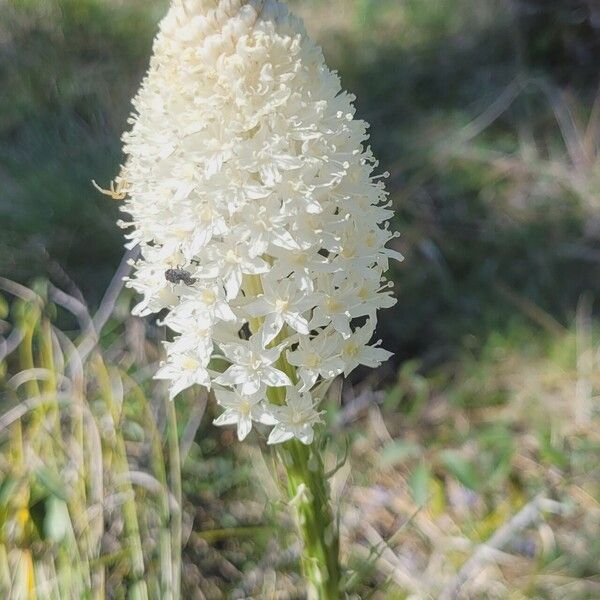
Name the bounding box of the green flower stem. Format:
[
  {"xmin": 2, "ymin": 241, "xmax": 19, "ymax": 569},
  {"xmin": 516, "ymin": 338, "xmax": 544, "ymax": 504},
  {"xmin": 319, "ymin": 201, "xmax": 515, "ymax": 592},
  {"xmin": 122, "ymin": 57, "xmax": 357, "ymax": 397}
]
[
  {"xmin": 268, "ymin": 358, "xmax": 341, "ymax": 599},
  {"xmin": 279, "ymin": 439, "xmax": 341, "ymax": 600}
]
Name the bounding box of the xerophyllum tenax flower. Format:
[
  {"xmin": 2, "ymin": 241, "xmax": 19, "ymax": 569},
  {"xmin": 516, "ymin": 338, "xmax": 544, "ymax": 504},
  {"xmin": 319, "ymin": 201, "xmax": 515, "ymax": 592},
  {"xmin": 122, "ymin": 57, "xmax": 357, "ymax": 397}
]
[{"xmin": 114, "ymin": 0, "xmax": 402, "ymax": 445}]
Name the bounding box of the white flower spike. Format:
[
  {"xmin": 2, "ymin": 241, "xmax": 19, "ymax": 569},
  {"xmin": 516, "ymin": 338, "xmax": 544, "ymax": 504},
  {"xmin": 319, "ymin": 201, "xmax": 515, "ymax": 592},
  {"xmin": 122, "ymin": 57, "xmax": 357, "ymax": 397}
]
[{"xmin": 115, "ymin": 0, "xmax": 401, "ymax": 444}]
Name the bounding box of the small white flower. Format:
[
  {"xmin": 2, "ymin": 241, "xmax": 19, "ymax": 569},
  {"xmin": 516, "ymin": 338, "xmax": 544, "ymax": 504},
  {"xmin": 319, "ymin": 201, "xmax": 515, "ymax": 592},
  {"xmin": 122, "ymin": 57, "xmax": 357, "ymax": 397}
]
[
  {"xmin": 310, "ymin": 275, "xmax": 360, "ymax": 339},
  {"xmin": 200, "ymin": 241, "xmax": 269, "ymax": 300},
  {"xmin": 154, "ymin": 352, "xmax": 211, "ymax": 400},
  {"xmin": 268, "ymin": 245, "xmax": 329, "ymax": 292},
  {"xmin": 176, "ymin": 286, "xmax": 237, "ymax": 323},
  {"xmin": 267, "ymin": 387, "xmax": 323, "ymax": 445},
  {"xmin": 213, "ymin": 387, "xmax": 277, "ymax": 441},
  {"xmin": 214, "ymin": 334, "xmax": 291, "ymax": 395},
  {"xmin": 162, "ymin": 306, "xmax": 214, "ymax": 358},
  {"xmin": 245, "ymin": 276, "xmax": 319, "ymax": 345},
  {"xmin": 233, "ymin": 204, "xmax": 293, "ymax": 258},
  {"xmin": 339, "ymin": 320, "xmax": 393, "ymax": 376},
  {"xmin": 353, "ymin": 270, "xmax": 397, "ymax": 316},
  {"xmin": 287, "ymin": 328, "xmax": 345, "ymax": 391}
]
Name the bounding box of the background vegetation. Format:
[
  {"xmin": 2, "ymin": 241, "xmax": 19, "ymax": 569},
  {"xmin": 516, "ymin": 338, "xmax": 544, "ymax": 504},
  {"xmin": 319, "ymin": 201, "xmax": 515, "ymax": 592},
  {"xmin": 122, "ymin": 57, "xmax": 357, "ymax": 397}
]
[{"xmin": 1, "ymin": 0, "xmax": 599, "ymax": 597}]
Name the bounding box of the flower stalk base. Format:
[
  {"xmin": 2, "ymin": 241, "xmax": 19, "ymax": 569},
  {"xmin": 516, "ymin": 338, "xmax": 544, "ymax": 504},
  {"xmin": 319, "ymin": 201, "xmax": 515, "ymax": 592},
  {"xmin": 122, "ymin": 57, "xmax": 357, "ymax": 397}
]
[{"xmin": 279, "ymin": 440, "xmax": 341, "ymax": 600}]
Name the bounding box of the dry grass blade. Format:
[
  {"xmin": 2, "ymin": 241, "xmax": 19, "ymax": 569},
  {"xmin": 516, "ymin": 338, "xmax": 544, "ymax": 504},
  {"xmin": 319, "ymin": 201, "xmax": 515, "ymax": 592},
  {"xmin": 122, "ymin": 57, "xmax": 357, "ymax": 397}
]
[
  {"xmin": 440, "ymin": 497, "xmax": 568, "ymax": 600},
  {"xmin": 0, "ymin": 280, "xmax": 185, "ymax": 599}
]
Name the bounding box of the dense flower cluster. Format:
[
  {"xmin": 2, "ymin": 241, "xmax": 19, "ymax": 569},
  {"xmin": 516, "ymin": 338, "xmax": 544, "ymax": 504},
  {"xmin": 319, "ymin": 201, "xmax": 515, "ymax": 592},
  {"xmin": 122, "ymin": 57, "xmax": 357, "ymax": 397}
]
[{"xmin": 115, "ymin": 0, "xmax": 401, "ymax": 445}]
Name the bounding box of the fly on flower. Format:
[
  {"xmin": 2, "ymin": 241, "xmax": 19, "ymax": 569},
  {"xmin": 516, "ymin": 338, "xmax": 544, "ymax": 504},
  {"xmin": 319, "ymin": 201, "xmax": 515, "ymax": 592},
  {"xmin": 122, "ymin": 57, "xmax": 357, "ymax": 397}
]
[
  {"xmin": 110, "ymin": 0, "xmax": 402, "ymax": 446},
  {"xmin": 164, "ymin": 268, "xmax": 197, "ymax": 286}
]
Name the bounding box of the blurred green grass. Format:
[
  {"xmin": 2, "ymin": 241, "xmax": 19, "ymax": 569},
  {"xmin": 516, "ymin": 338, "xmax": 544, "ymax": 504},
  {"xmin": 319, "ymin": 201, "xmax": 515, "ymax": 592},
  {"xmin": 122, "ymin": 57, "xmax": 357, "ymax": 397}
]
[
  {"xmin": 0, "ymin": 0, "xmax": 167, "ymax": 300},
  {"xmin": 1, "ymin": 0, "xmax": 600, "ymax": 597}
]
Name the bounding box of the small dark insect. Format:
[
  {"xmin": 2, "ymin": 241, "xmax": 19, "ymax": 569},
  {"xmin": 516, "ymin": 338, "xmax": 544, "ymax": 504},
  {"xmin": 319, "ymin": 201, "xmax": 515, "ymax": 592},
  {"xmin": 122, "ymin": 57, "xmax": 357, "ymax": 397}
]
[{"xmin": 165, "ymin": 268, "xmax": 197, "ymax": 286}]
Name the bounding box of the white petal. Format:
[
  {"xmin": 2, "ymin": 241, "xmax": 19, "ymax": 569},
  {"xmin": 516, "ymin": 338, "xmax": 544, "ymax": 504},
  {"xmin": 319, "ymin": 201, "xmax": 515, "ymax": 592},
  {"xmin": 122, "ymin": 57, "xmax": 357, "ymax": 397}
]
[
  {"xmin": 383, "ymin": 248, "xmax": 405, "ymax": 262},
  {"xmin": 215, "ymin": 302, "xmax": 237, "ymax": 321},
  {"xmin": 214, "ymin": 364, "xmax": 249, "ymax": 386},
  {"xmin": 213, "ymin": 388, "xmax": 238, "ymax": 408},
  {"xmin": 237, "ymin": 415, "xmax": 253, "ymax": 441},
  {"xmin": 239, "ymin": 377, "xmax": 261, "ymax": 395},
  {"xmin": 271, "ymin": 229, "xmax": 301, "ymax": 250},
  {"xmin": 169, "ymin": 377, "xmax": 193, "ymax": 399},
  {"xmin": 262, "ymin": 367, "xmax": 291, "ymax": 388},
  {"xmin": 225, "ymin": 268, "xmax": 242, "ymax": 300},
  {"xmin": 361, "ymin": 346, "xmax": 393, "ymax": 367},
  {"xmin": 296, "ymin": 426, "xmax": 315, "ymax": 445},
  {"xmin": 267, "ymin": 427, "xmax": 295, "ymax": 445},
  {"xmin": 260, "ymin": 313, "xmax": 284, "ymax": 346},
  {"xmin": 254, "ymin": 405, "xmax": 278, "ymax": 426},
  {"xmin": 243, "ymin": 256, "xmax": 269, "ymax": 275},
  {"xmin": 284, "ymin": 312, "xmax": 309, "ymax": 335},
  {"xmin": 154, "ymin": 364, "xmax": 175, "ymax": 380},
  {"xmin": 245, "ymin": 297, "xmax": 272, "ymax": 318},
  {"xmin": 298, "ymin": 368, "xmax": 318, "ymax": 391},
  {"xmin": 213, "ymin": 411, "xmax": 239, "ymax": 426},
  {"xmin": 218, "ymin": 343, "xmax": 246, "ymax": 362},
  {"xmin": 332, "ymin": 314, "xmax": 352, "ymax": 339},
  {"xmin": 321, "ymin": 357, "xmax": 345, "ymax": 378}
]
